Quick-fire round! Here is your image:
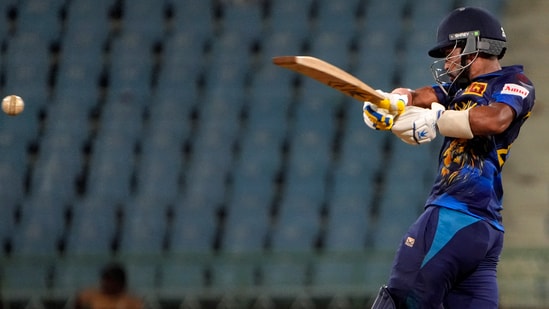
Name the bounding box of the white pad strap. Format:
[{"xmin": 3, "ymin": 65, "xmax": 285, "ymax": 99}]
[{"xmin": 437, "ymin": 109, "xmax": 474, "ymax": 139}]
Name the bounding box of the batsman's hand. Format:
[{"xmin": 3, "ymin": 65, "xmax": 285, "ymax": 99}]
[
  {"xmin": 377, "ymin": 90, "xmax": 407, "ymax": 116},
  {"xmin": 363, "ymin": 102, "xmax": 395, "ymax": 130},
  {"xmin": 391, "ymin": 102, "xmax": 445, "ymax": 145},
  {"xmin": 362, "ymin": 90, "xmax": 408, "ymax": 130}
]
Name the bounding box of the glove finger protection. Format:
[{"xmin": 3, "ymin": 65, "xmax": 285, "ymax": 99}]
[
  {"xmin": 363, "ymin": 101, "xmax": 394, "ymax": 130},
  {"xmin": 391, "ymin": 102, "xmax": 445, "ymax": 145}
]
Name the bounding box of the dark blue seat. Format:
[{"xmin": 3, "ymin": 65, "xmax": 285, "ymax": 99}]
[
  {"xmin": 64, "ymin": 197, "xmax": 118, "ymax": 256},
  {"xmin": 223, "ymin": 192, "xmax": 271, "ymax": 253},
  {"xmin": 169, "ymin": 204, "xmax": 216, "ymax": 254},
  {"xmin": 119, "ymin": 197, "xmax": 169, "ymax": 255},
  {"xmin": 15, "ymin": 0, "xmax": 64, "ymax": 41},
  {"xmin": 120, "ymin": 0, "xmax": 165, "ymax": 40},
  {"xmin": 170, "ymin": 0, "xmax": 214, "ymax": 40},
  {"xmin": 269, "ymin": 0, "xmax": 313, "ymax": 41}
]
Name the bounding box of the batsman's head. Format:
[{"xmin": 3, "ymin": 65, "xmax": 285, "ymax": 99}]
[{"xmin": 428, "ymin": 7, "xmax": 507, "ymax": 60}]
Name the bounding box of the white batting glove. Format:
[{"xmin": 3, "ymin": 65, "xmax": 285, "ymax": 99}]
[
  {"xmin": 362, "ymin": 91, "xmax": 407, "ymax": 131},
  {"xmin": 391, "ymin": 102, "xmax": 445, "ymax": 145},
  {"xmin": 363, "ymin": 102, "xmax": 395, "ymax": 130}
]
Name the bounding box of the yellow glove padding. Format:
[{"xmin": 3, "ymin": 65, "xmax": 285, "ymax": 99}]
[{"xmin": 362, "ymin": 92, "xmax": 408, "ymax": 131}]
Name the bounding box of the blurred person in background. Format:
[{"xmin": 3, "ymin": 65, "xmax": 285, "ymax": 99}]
[{"xmin": 74, "ymin": 262, "xmax": 143, "ymax": 309}]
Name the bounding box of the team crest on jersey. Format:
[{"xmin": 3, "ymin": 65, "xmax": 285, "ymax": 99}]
[{"xmin": 463, "ymin": 82, "xmax": 488, "ymax": 96}]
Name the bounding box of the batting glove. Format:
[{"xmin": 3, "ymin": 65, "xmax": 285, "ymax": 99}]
[
  {"xmin": 363, "ymin": 102, "xmax": 395, "ymax": 130},
  {"xmin": 377, "ymin": 90, "xmax": 407, "ymax": 116},
  {"xmin": 391, "ymin": 102, "xmax": 445, "ymax": 145}
]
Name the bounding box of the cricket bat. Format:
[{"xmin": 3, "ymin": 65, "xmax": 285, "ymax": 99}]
[{"xmin": 272, "ymin": 56, "xmax": 387, "ymax": 105}]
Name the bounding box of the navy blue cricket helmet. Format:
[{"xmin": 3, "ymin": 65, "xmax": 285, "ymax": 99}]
[{"xmin": 428, "ymin": 7, "xmax": 507, "ymax": 59}]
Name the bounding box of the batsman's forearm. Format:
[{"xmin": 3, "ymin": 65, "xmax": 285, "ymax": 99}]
[{"xmin": 392, "ymin": 86, "xmax": 438, "ymax": 108}]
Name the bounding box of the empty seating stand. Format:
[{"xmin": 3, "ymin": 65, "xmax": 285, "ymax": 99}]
[{"xmin": 0, "ymin": 0, "xmax": 512, "ymax": 308}]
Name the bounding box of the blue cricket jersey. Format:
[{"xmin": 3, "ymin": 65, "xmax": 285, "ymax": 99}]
[{"xmin": 427, "ymin": 65, "xmax": 535, "ymax": 231}]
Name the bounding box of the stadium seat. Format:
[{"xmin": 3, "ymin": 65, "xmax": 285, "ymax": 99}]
[
  {"xmin": 271, "ymin": 200, "xmax": 320, "ymax": 252},
  {"xmin": 280, "ymin": 129, "xmax": 331, "ymax": 209},
  {"xmin": 107, "ymin": 33, "xmax": 154, "ymax": 104},
  {"xmin": 229, "ymin": 117, "xmax": 282, "ymax": 207},
  {"xmin": 220, "ymin": 0, "xmax": 263, "ymax": 42},
  {"xmin": 169, "ymin": 204, "xmax": 217, "ymax": 254},
  {"xmin": 314, "ymin": 0, "xmax": 362, "ymax": 34},
  {"xmin": 118, "ymin": 197, "xmax": 168, "ymax": 255},
  {"xmin": 170, "ymin": 0, "xmax": 214, "ymax": 40},
  {"xmin": 10, "ymin": 196, "xmax": 66, "ymax": 257},
  {"xmin": 63, "ymin": 0, "xmax": 111, "ymax": 47},
  {"xmin": 374, "ymin": 192, "xmax": 422, "ymax": 251},
  {"xmin": 120, "ymin": 0, "xmax": 166, "ymax": 40},
  {"xmin": 294, "ymin": 79, "xmax": 338, "ymax": 136},
  {"xmin": 64, "ymin": 197, "xmax": 118, "ymax": 256},
  {"xmin": 222, "ymin": 193, "xmax": 271, "ymax": 253},
  {"xmin": 324, "ymin": 196, "xmax": 369, "ymax": 251},
  {"xmin": 178, "ymin": 87, "xmax": 243, "ymax": 208},
  {"xmin": 206, "ymin": 34, "xmax": 251, "ymax": 92},
  {"xmin": 133, "ymin": 147, "xmax": 183, "ymax": 204},
  {"xmin": 54, "ymin": 49, "xmax": 103, "ymax": 110},
  {"xmin": 260, "ymin": 31, "xmax": 304, "ymax": 59},
  {"xmin": 155, "ymin": 31, "xmax": 204, "ymax": 90},
  {"xmin": 85, "ymin": 135, "xmax": 136, "ymax": 202},
  {"xmin": 85, "ymin": 77, "xmax": 146, "ymax": 201},
  {"xmin": 29, "ymin": 132, "xmax": 82, "ymax": 203},
  {"xmin": 307, "ymin": 30, "xmax": 352, "ymax": 66},
  {"xmin": 15, "ymin": 0, "xmax": 64, "ymax": 41},
  {"xmin": 134, "ymin": 109, "xmax": 187, "ymax": 203},
  {"xmin": 246, "ymin": 65, "xmax": 293, "ymax": 134},
  {"xmin": 0, "ymin": 133, "xmax": 27, "ymax": 214},
  {"xmin": 0, "ymin": 199, "xmax": 16, "ymax": 243},
  {"xmin": 268, "ymin": 0, "xmax": 313, "ymax": 41},
  {"xmin": 177, "ymin": 148, "xmax": 230, "ymax": 210}
]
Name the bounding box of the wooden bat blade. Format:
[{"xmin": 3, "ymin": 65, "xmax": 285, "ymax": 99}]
[{"xmin": 272, "ymin": 56, "xmax": 386, "ymax": 104}]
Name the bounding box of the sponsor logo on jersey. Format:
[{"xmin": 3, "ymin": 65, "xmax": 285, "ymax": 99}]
[
  {"xmin": 501, "ymin": 83, "xmax": 529, "ymax": 98},
  {"xmin": 405, "ymin": 236, "xmax": 415, "ymax": 248},
  {"xmin": 463, "ymin": 82, "xmax": 487, "ymax": 96}
]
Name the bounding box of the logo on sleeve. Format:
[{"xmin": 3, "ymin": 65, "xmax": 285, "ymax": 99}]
[
  {"xmin": 405, "ymin": 237, "xmax": 415, "ymax": 247},
  {"xmin": 463, "ymin": 82, "xmax": 487, "ymax": 96},
  {"xmin": 501, "ymin": 83, "xmax": 529, "ymax": 98}
]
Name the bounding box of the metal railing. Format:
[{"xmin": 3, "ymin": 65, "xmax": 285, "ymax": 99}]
[{"xmin": 1, "ymin": 248, "xmax": 548, "ymax": 309}]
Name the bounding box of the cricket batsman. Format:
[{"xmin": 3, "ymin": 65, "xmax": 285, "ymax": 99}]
[{"xmin": 362, "ymin": 7, "xmax": 535, "ymax": 308}]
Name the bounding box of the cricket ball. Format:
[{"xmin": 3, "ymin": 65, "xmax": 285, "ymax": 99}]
[{"xmin": 2, "ymin": 95, "xmax": 24, "ymax": 116}]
